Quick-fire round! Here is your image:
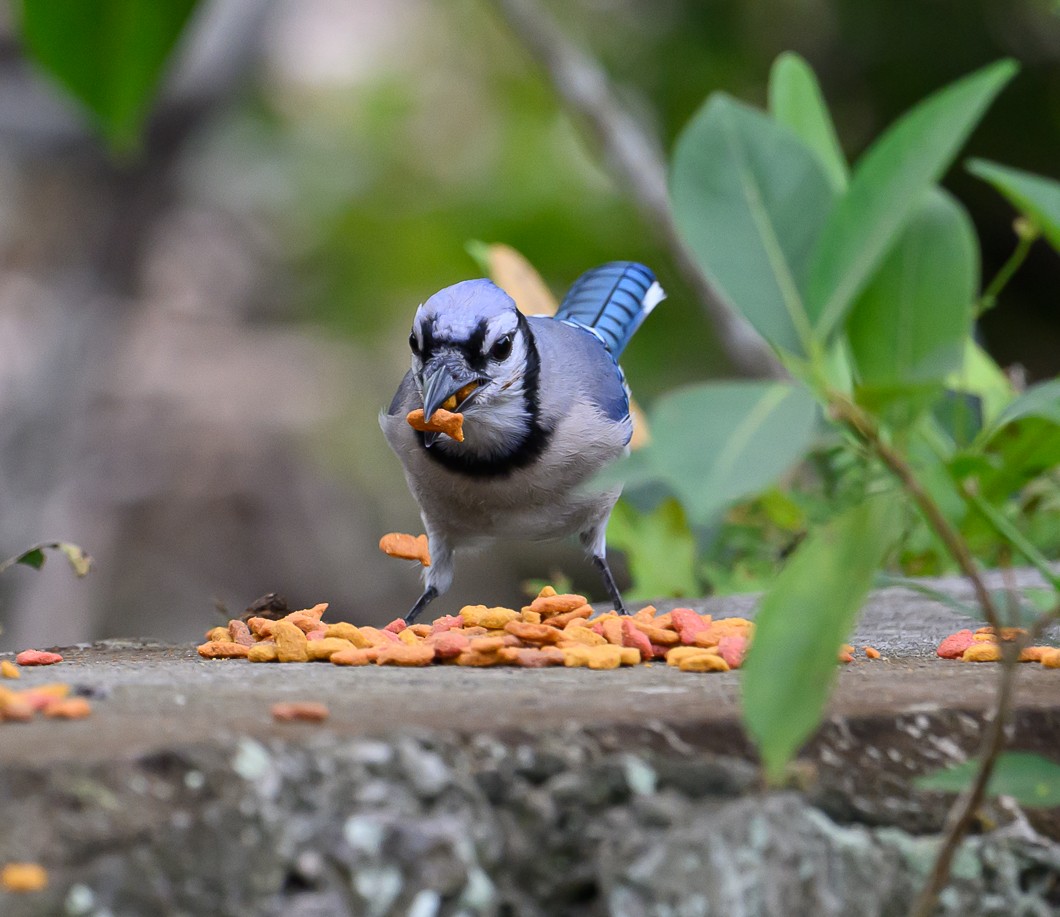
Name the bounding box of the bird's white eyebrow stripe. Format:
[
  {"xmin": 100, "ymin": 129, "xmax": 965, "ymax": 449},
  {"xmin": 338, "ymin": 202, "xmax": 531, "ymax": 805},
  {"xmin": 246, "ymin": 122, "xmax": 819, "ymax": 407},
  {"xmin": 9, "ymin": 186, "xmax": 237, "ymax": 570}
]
[{"xmin": 481, "ymin": 315, "xmax": 519, "ymax": 352}]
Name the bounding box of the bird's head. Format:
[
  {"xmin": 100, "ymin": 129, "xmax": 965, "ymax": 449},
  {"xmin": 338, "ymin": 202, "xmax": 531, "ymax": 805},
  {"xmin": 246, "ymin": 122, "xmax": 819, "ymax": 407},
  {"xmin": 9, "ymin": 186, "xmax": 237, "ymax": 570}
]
[{"xmin": 409, "ymin": 279, "xmax": 533, "ymax": 450}]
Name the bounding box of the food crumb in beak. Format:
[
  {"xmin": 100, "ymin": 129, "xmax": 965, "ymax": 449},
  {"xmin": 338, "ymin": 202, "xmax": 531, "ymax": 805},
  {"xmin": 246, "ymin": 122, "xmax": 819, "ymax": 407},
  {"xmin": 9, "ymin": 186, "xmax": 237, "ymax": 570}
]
[{"xmin": 443, "ymin": 381, "xmax": 479, "ymax": 411}]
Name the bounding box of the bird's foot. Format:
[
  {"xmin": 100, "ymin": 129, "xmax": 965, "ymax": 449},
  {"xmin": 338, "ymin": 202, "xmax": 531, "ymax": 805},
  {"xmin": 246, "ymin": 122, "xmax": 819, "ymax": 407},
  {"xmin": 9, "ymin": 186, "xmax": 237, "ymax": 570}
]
[
  {"xmin": 591, "ymin": 555, "xmax": 628, "ymax": 615},
  {"xmin": 404, "ymin": 586, "xmax": 438, "ymax": 624}
]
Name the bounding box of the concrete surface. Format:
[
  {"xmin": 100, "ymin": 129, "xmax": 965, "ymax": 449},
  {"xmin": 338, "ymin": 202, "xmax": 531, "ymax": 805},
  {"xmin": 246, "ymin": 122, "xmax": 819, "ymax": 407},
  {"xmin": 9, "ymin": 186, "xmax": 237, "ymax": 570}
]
[{"xmin": 1, "ymin": 572, "xmax": 1058, "ymax": 916}]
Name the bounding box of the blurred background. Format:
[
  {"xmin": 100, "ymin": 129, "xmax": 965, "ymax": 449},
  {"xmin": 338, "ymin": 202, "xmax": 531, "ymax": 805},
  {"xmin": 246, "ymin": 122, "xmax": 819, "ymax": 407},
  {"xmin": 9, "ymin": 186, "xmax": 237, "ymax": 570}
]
[{"xmin": 0, "ymin": 0, "xmax": 1057, "ymax": 648}]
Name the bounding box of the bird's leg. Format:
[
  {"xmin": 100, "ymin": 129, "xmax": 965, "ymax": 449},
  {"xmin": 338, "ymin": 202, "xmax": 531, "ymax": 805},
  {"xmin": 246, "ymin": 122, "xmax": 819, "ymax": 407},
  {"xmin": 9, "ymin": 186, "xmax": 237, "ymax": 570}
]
[
  {"xmin": 591, "ymin": 554, "xmax": 627, "ymax": 615},
  {"xmin": 404, "ymin": 526, "xmax": 452, "ymax": 624},
  {"xmin": 581, "ymin": 520, "xmax": 627, "ymax": 614},
  {"xmin": 404, "ymin": 586, "xmax": 438, "ymax": 624}
]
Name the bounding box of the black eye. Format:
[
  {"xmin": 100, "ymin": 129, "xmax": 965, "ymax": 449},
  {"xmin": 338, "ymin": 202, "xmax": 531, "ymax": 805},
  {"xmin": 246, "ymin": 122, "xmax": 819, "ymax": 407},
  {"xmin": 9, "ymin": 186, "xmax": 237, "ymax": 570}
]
[
  {"xmin": 409, "ymin": 331, "xmax": 420, "ymax": 355},
  {"xmin": 490, "ymin": 334, "xmax": 513, "ymax": 361}
]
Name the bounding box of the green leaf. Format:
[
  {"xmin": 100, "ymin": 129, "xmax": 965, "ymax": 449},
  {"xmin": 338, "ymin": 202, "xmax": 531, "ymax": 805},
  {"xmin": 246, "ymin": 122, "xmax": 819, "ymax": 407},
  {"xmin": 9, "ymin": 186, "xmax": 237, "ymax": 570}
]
[
  {"xmin": 931, "ymin": 392, "xmax": 985, "ymax": 452},
  {"xmin": 945, "ymin": 339, "xmax": 1014, "ymax": 429},
  {"xmin": 606, "ymin": 499, "xmax": 701, "ymax": 601},
  {"xmin": 847, "ymin": 188, "xmax": 978, "ymax": 402},
  {"xmin": 670, "ymin": 93, "xmax": 837, "ymax": 354},
  {"xmin": 465, "ymin": 239, "xmax": 492, "ymax": 274},
  {"xmin": 991, "ymin": 379, "xmax": 1060, "ymax": 431},
  {"xmin": 742, "ymin": 497, "xmax": 900, "ymax": 783},
  {"xmin": 961, "ymin": 487, "xmax": 1060, "ymax": 591},
  {"xmin": 972, "ymin": 382, "xmax": 1060, "ymax": 501},
  {"xmin": 17, "ymin": 0, "xmax": 201, "ymax": 153},
  {"xmin": 0, "ymin": 541, "xmax": 93, "ymax": 577},
  {"xmin": 625, "ymin": 381, "xmax": 819, "ymax": 526},
  {"xmin": 967, "ymin": 158, "xmax": 1060, "ymax": 252},
  {"xmin": 15, "ymin": 547, "xmax": 46, "ymax": 571},
  {"xmin": 767, "ymin": 52, "xmax": 848, "ymax": 193},
  {"xmin": 978, "ymin": 417, "xmax": 1060, "ymax": 505},
  {"xmin": 917, "ymin": 751, "xmax": 1060, "ymax": 808},
  {"xmin": 874, "ymin": 574, "xmax": 1048, "ymax": 628},
  {"xmin": 805, "ymin": 60, "xmax": 1017, "ymax": 341}
]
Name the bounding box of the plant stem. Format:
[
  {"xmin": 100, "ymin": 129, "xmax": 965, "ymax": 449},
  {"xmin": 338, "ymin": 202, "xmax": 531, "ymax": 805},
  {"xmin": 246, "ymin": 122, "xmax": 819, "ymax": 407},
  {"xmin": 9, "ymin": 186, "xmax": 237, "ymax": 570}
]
[
  {"xmin": 826, "ymin": 393, "xmax": 1030, "ymax": 917},
  {"xmin": 977, "ymin": 219, "xmax": 1040, "ymax": 317},
  {"xmin": 908, "ymin": 603, "xmax": 1057, "ymax": 917},
  {"xmin": 907, "ymin": 640, "xmax": 1017, "ymax": 917},
  {"xmin": 828, "ymin": 396, "xmax": 1003, "ymax": 631}
]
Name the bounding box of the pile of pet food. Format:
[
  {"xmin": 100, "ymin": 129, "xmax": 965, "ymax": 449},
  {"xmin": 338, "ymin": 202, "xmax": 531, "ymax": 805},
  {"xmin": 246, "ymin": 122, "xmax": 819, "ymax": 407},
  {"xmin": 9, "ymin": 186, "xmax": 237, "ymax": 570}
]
[
  {"xmin": 197, "ymin": 588, "xmax": 766, "ymax": 672},
  {"xmin": 936, "ymin": 626, "xmax": 1060, "ymax": 666}
]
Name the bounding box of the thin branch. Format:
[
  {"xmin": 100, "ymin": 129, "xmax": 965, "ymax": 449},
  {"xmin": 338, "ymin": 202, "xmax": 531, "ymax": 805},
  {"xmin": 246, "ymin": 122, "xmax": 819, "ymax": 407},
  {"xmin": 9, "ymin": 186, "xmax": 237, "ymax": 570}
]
[
  {"xmin": 829, "ymin": 395, "xmax": 1003, "ymax": 630},
  {"xmin": 977, "ymin": 217, "xmax": 1040, "ymax": 317},
  {"xmin": 908, "ymin": 638, "xmax": 1017, "ymax": 917},
  {"xmin": 489, "ymin": 0, "xmax": 785, "ymax": 379},
  {"xmin": 909, "ymin": 601, "xmax": 1057, "ymax": 917},
  {"xmin": 827, "ymin": 393, "xmax": 1060, "ymax": 916}
]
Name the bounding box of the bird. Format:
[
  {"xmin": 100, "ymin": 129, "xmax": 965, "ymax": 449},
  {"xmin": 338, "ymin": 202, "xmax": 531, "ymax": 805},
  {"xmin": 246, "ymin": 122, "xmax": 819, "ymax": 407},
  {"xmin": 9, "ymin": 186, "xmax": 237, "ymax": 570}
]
[{"xmin": 380, "ymin": 261, "xmax": 665, "ymax": 623}]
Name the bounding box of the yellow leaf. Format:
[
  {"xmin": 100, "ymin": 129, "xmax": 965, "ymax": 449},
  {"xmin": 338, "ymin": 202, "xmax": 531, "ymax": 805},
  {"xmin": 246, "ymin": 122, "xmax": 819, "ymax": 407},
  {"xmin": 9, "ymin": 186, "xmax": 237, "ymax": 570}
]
[
  {"xmin": 486, "ymin": 244, "xmax": 559, "ymax": 316},
  {"xmin": 629, "ymin": 399, "xmax": 651, "ymax": 450},
  {"xmin": 483, "ymin": 242, "xmax": 652, "ymax": 446}
]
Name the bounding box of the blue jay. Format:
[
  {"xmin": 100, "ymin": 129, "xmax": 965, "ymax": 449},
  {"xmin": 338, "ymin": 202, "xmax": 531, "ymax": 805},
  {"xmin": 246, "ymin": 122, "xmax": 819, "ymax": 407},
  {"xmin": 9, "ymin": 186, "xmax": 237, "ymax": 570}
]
[{"xmin": 381, "ymin": 262, "xmax": 665, "ymax": 623}]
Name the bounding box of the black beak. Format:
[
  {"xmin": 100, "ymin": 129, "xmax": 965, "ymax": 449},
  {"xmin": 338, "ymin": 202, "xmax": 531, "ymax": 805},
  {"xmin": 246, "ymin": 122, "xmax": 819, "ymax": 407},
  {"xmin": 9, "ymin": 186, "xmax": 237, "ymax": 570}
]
[{"xmin": 420, "ymin": 356, "xmax": 480, "ymax": 447}]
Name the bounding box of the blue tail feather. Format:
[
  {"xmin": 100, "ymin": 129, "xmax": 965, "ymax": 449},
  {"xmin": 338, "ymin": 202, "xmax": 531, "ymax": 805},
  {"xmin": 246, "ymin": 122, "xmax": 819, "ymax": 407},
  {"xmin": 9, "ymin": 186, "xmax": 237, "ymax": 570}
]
[{"xmin": 554, "ymin": 262, "xmax": 665, "ymax": 356}]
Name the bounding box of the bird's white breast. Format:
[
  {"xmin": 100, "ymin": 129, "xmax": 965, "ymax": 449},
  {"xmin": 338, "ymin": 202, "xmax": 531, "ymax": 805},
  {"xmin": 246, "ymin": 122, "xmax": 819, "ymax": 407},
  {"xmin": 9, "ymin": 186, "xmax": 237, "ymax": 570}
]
[{"xmin": 380, "ymin": 398, "xmax": 626, "ymax": 545}]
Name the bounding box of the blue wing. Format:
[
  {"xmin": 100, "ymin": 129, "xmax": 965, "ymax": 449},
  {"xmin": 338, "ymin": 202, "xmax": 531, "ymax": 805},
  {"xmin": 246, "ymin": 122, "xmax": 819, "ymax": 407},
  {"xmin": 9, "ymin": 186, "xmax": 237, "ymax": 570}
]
[{"xmin": 554, "ymin": 262, "xmax": 665, "ymax": 357}]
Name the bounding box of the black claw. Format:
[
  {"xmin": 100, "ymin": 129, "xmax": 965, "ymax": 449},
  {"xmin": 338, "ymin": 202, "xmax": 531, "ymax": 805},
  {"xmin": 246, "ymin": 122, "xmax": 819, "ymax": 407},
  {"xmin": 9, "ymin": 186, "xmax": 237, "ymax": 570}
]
[
  {"xmin": 404, "ymin": 586, "xmax": 438, "ymax": 624},
  {"xmin": 591, "ymin": 555, "xmax": 627, "ymax": 615}
]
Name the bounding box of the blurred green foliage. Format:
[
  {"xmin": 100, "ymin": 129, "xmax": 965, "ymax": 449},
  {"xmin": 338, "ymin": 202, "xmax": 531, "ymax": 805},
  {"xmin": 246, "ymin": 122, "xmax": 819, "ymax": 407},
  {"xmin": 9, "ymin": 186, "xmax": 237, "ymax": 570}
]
[
  {"xmin": 16, "ymin": 0, "xmax": 1056, "ymax": 384},
  {"xmin": 917, "ymin": 750, "xmax": 1060, "ymax": 809},
  {"xmin": 622, "ymin": 50, "xmax": 1060, "ymax": 781},
  {"xmin": 17, "ymin": 0, "xmax": 201, "ymax": 153},
  {"xmin": 9, "ymin": 0, "xmax": 1060, "ymax": 804}
]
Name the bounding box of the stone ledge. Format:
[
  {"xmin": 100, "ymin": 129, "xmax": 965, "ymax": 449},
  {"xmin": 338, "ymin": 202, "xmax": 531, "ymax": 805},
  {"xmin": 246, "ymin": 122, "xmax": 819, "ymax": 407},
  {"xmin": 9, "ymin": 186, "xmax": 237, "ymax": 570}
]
[{"xmin": 0, "ymin": 572, "xmax": 1057, "ymax": 915}]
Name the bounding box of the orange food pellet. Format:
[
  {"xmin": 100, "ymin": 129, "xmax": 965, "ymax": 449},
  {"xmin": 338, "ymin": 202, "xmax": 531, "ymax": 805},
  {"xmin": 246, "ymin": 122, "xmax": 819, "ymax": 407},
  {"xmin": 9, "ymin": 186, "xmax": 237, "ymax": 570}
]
[
  {"xmin": 272, "ymin": 621, "xmax": 310, "ymax": 663},
  {"xmin": 379, "ymin": 532, "xmax": 432, "ymax": 566},
  {"xmin": 936, "ymin": 630, "xmax": 975, "ymax": 659},
  {"xmin": 330, "ymin": 648, "xmax": 376, "ymax": 666},
  {"xmin": 455, "ymin": 650, "xmax": 504, "ymax": 667},
  {"xmin": 546, "ymin": 605, "xmax": 594, "ymax": 628},
  {"xmin": 665, "ymin": 646, "xmax": 721, "ymax": 667},
  {"xmin": 0, "ymin": 660, "xmax": 21, "ymax": 679},
  {"xmin": 460, "ymin": 606, "xmax": 519, "ymax": 629},
  {"xmin": 15, "ymin": 650, "xmax": 63, "ymax": 667},
  {"xmin": 43, "ymin": 697, "xmax": 91, "ymax": 719},
  {"xmin": 406, "ymin": 407, "xmax": 464, "ymax": 442},
  {"xmin": 0, "ymin": 698, "xmax": 34, "ymax": 722},
  {"xmin": 505, "ymin": 620, "xmax": 562, "ymax": 645},
  {"xmin": 863, "ymin": 646, "xmax": 881, "ymax": 659},
  {"xmin": 718, "ymin": 635, "xmax": 748, "ymax": 669},
  {"xmin": 306, "ymin": 638, "xmax": 356, "ymax": 661},
  {"xmin": 1, "ymin": 862, "xmax": 48, "ymax": 892},
  {"xmin": 375, "ymin": 643, "xmax": 435, "ymax": 667},
  {"xmin": 529, "ymin": 593, "xmax": 589, "ymax": 617},
  {"xmin": 678, "ymin": 653, "xmax": 730, "ymax": 673},
  {"xmin": 197, "ymin": 641, "xmax": 250, "ymax": 659},
  {"xmin": 248, "ymin": 643, "xmax": 279, "ymax": 663},
  {"xmin": 271, "ymin": 701, "xmax": 329, "ymax": 722},
  {"xmin": 962, "ymin": 643, "xmax": 1002, "ymax": 662}
]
